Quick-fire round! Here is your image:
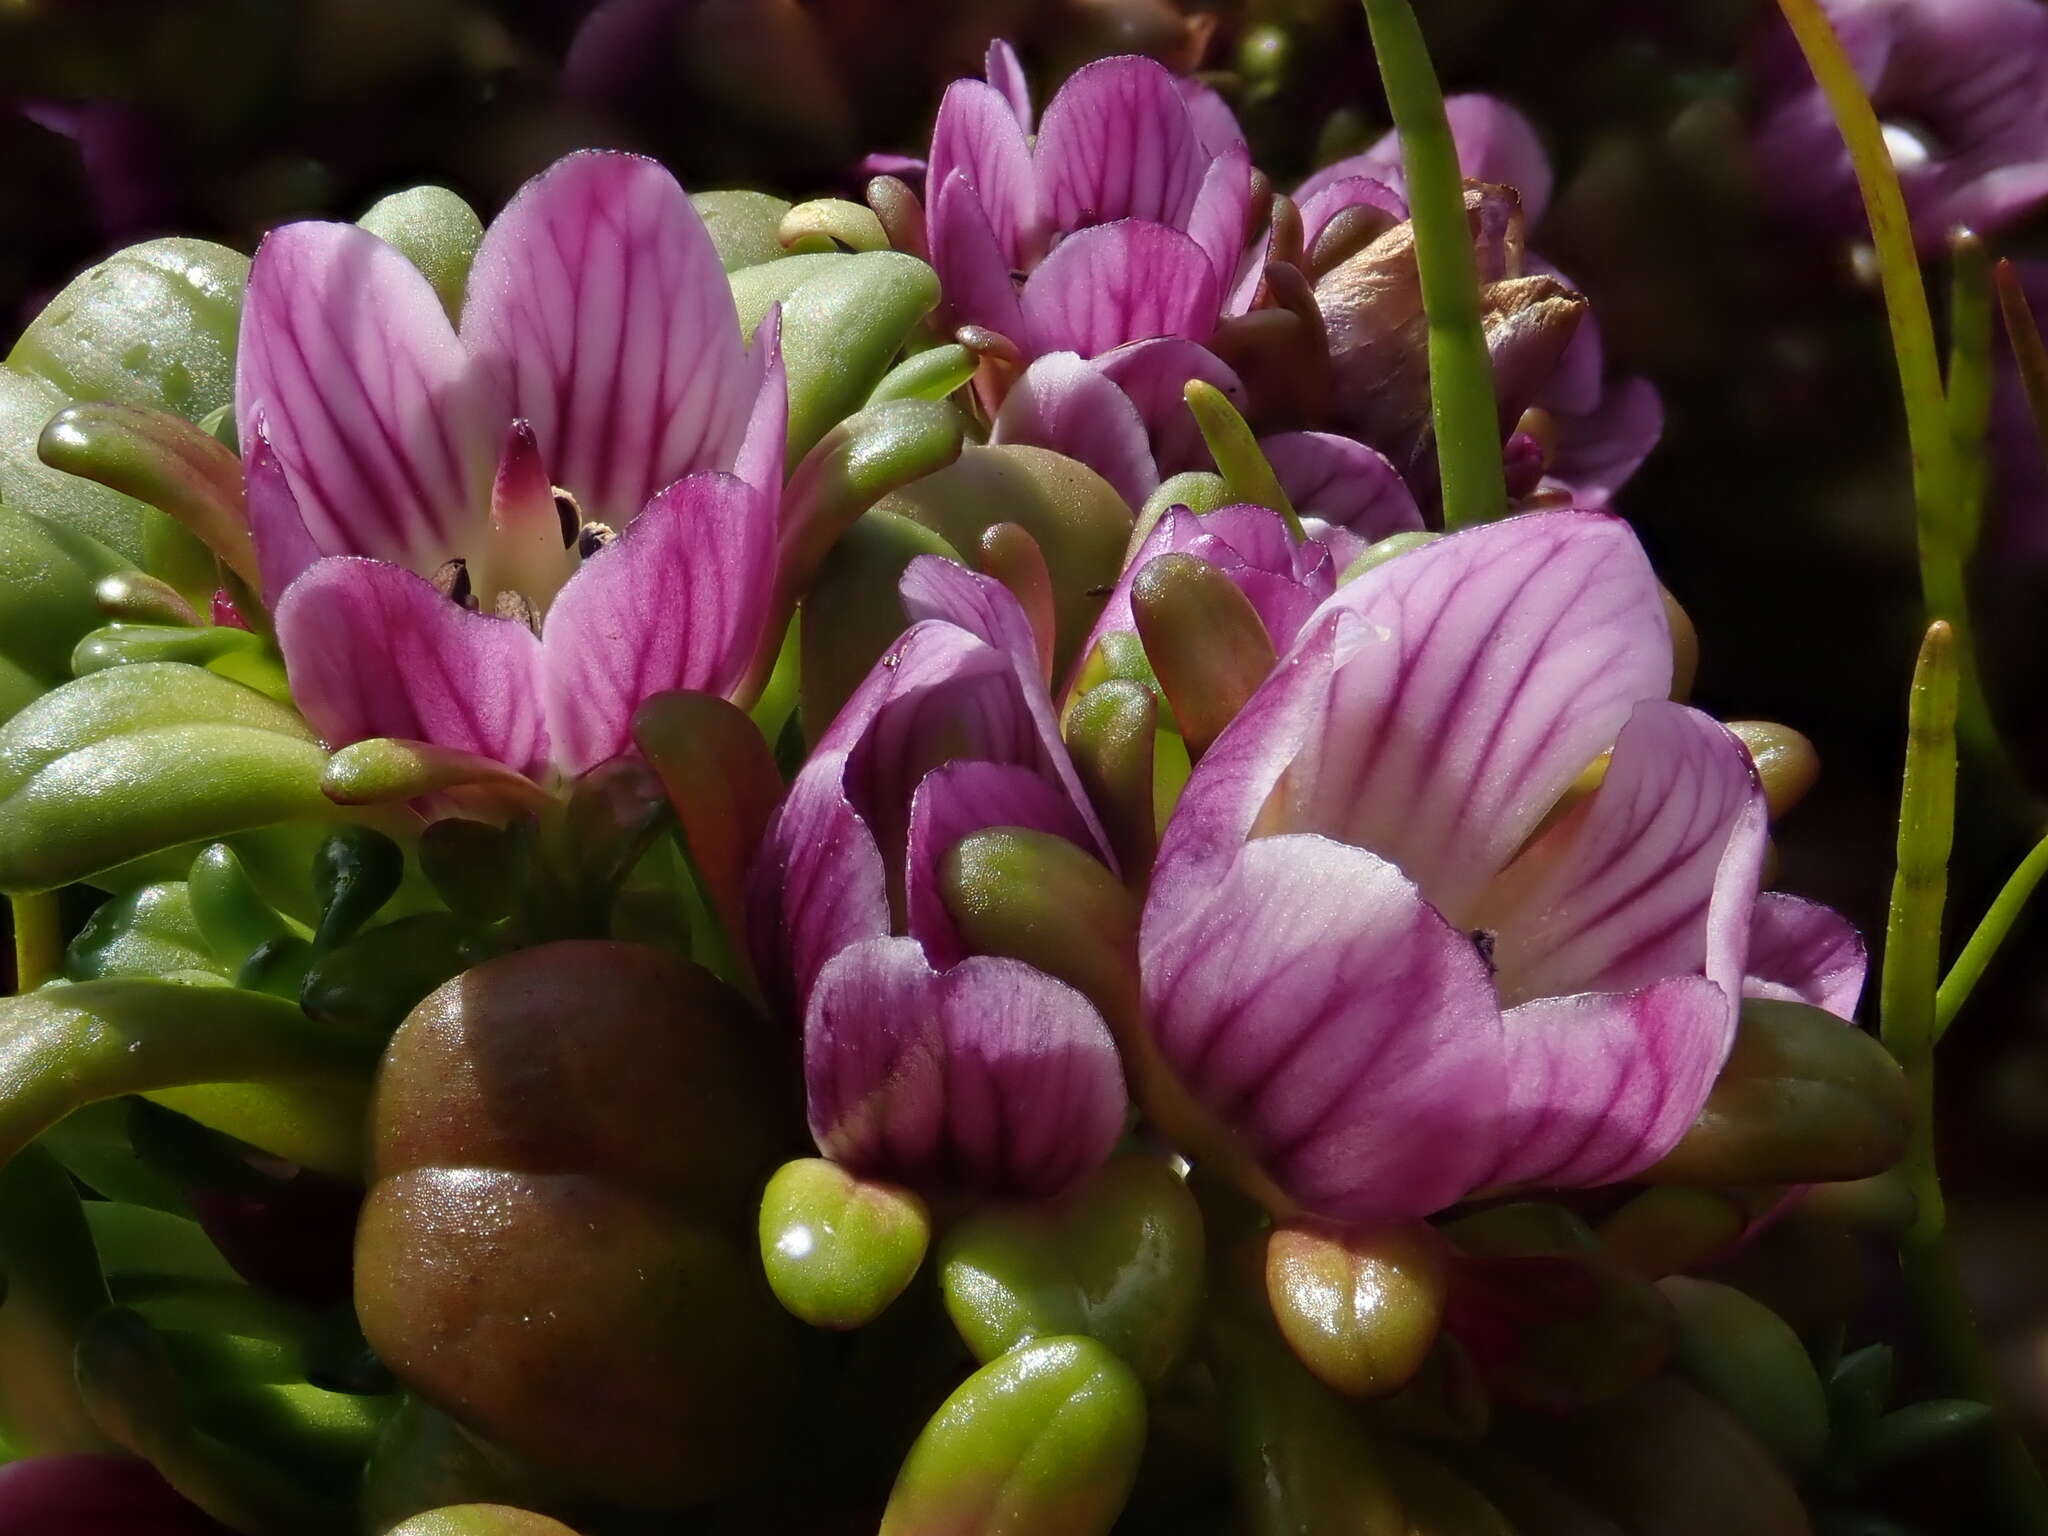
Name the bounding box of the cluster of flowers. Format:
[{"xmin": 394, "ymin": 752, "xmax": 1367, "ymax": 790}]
[{"xmin": 5, "ymin": 0, "xmax": 2046, "ymax": 1528}]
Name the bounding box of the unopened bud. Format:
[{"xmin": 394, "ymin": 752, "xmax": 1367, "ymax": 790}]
[{"xmin": 1266, "ymin": 1219, "xmax": 1448, "ymax": 1398}]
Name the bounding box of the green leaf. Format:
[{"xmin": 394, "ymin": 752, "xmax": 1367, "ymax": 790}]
[
  {"xmin": 694, "ymin": 190, "xmax": 798, "ymax": 272},
  {"xmin": 1659, "ymin": 1276, "xmax": 1830, "ymax": 1475},
  {"xmin": 0, "ymin": 368, "xmax": 160, "ymax": 562},
  {"xmin": 9, "ymin": 237, "xmax": 247, "ymax": 422},
  {"xmin": 64, "ymin": 881, "xmax": 226, "ymax": 984},
  {"xmin": 359, "ymin": 186, "xmax": 483, "ymax": 322},
  {"xmin": 0, "ymin": 503, "xmax": 134, "ymax": 723},
  {"xmin": 0, "ymin": 663, "xmax": 332, "ymax": 894},
  {"xmin": 734, "ymin": 250, "xmax": 942, "ymax": 464}
]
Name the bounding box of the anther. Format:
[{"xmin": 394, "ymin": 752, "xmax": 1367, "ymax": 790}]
[
  {"xmin": 431, "ymin": 558, "xmax": 476, "ymax": 610},
  {"xmin": 552, "ymin": 486, "xmax": 584, "ymax": 548},
  {"xmin": 577, "ymin": 522, "xmax": 616, "ymax": 559}
]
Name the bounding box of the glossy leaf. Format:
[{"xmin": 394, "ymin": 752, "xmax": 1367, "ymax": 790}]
[{"xmin": 758, "ymin": 1157, "xmax": 931, "ymax": 1330}]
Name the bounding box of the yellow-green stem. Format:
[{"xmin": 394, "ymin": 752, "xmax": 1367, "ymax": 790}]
[
  {"xmin": 1935, "ymin": 828, "xmax": 2048, "ymax": 1041},
  {"xmin": 1358, "ymin": 0, "xmax": 1506, "ymax": 530},
  {"xmin": 10, "ymin": 893, "xmax": 61, "ymax": 994}
]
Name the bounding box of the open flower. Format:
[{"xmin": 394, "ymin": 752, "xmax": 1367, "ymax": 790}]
[
  {"xmin": 1138, "ymin": 512, "xmax": 1861, "ymax": 1222},
  {"xmin": 237, "ymin": 150, "xmax": 786, "ymax": 781},
  {"xmin": 1752, "ymin": 0, "xmax": 2048, "ymax": 248},
  {"xmin": 749, "ymin": 557, "xmax": 1127, "ymax": 1197},
  {"xmin": 926, "ymin": 42, "xmax": 1252, "ymax": 361}
]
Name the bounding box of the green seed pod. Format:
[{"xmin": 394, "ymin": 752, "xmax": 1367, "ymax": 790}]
[
  {"xmin": 759, "ymin": 1157, "xmax": 930, "ymax": 1330},
  {"xmin": 939, "ymin": 1151, "xmax": 1204, "ymax": 1383},
  {"xmin": 879, "ymin": 1336, "xmax": 1146, "ymax": 1536}
]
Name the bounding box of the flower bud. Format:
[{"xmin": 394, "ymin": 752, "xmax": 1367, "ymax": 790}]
[
  {"xmin": 1644, "ymin": 999, "xmax": 1911, "ymax": 1187},
  {"xmin": 1131, "ymin": 552, "xmax": 1280, "ymax": 759},
  {"xmin": 939, "ymin": 1151, "xmax": 1203, "ymax": 1384},
  {"xmin": 759, "ymin": 1158, "xmax": 930, "ymax": 1331},
  {"xmin": 1265, "ymin": 1218, "xmax": 1448, "ymax": 1399},
  {"xmin": 879, "ymin": 1336, "xmax": 1146, "ymax": 1536}
]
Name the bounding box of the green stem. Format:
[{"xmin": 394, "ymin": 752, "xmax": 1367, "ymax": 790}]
[
  {"xmin": 1358, "ymin": 0, "xmax": 1506, "ymax": 530},
  {"xmin": 1880, "ymin": 627, "xmax": 2048, "ymax": 1533},
  {"xmin": 1770, "ymin": 0, "xmax": 1974, "ymax": 666},
  {"xmin": 1947, "ymin": 234, "xmax": 1994, "ymax": 560},
  {"xmin": 1935, "ymin": 829, "xmax": 2048, "ymax": 1041},
  {"xmin": 1880, "ymin": 622, "xmax": 1957, "ymax": 1072},
  {"xmin": 10, "ymin": 893, "xmax": 62, "ymax": 994}
]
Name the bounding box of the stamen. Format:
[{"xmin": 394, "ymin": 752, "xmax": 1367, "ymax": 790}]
[
  {"xmin": 493, "ymin": 589, "xmax": 539, "ymax": 634},
  {"xmin": 1470, "ymin": 929, "xmax": 1498, "ymax": 977},
  {"xmin": 552, "ymin": 486, "xmax": 584, "ymax": 548},
  {"xmin": 577, "ymin": 522, "xmax": 617, "ymax": 559},
  {"xmin": 431, "ymin": 558, "xmax": 476, "ymax": 610}
]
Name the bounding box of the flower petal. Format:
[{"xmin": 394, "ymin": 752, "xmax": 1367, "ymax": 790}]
[
  {"xmin": 1745, "ymin": 892, "xmax": 1868, "ymax": 1022},
  {"xmin": 1296, "ymin": 175, "xmax": 1409, "ymax": 253},
  {"xmin": 1162, "ymin": 512, "xmax": 1672, "ymax": 925},
  {"xmin": 541, "ymin": 472, "xmax": 773, "ymax": 775},
  {"xmin": 806, "ymin": 936, "xmax": 1126, "ymax": 1197},
  {"xmin": 1261, "ymin": 430, "xmax": 1425, "ymax": 546},
  {"xmin": 1476, "ymin": 701, "xmax": 1768, "ymax": 1007},
  {"xmin": 1036, "ymin": 56, "xmax": 1209, "ymax": 232},
  {"xmin": 1545, "ymin": 377, "xmax": 1665, "ymax": 507},
  {"xmin": 904, "ymin": 759, "xmax": 1095, "ymax": 969},
  {"xmin": 1186, "ymin": 143, "xmax": 1254, "ymax": 292},
  {"xmin": 1141, "ymin": 833, "xmax": 1505, "ymax": 1222},
  {"xmin": 1092, "ymin": 337, "xmax": 1246, "ymax": 478},
  {"xmin": 0, "ymin": 1455, "xmax": 234, "ymax": 1536},
  {"xmin": 244, "ymin": 414, "xmax": 324, "ymax": 602},
  {"xmin": 1484, "ymin": 975, "xmax": 1733, "ymax": 1189},
  {"xmin": 274, "ymin": 557, "xmax": 547, "ymax": 776},
  {"xmin": 1020, "ymin": 220, "xmax": 1220, "ymax": 358},
  {"xmin": 733, "ymin": 304, "xmax": 787, "ymax": 503},
  {"xmin": 461, "ymin": 151, "xmax": 751, "ymax": 529},
  {"xmin": 927, "ymin": 78, "xmax": 1042, "ymax": 270},
  {"xmin": 1319, "ymin": 94, "xmax": 1554, "ymax": 223},
  {"xmin": 990, "ymin": 351, "xmax": 1159, "ymax": 508},
  {"xmin": 899, "ymin": 556, "xmax": 1110, "ymax": 860},
  {"xmin": 1180, "ymin": 77, "xmax": 1249, "ymax": 158},
  {"xmin": 984, "ymin": 38, "xmax": 1034, "ymax": 132},
  {"xmin": 237, "ymin": 220, "xmax": 485, "ymax": 573},
  {"xmin": 929, "ymin": 169, "xmax": 1028, "ymax": 342}
]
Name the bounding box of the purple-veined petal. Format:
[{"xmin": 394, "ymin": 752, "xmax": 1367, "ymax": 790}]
[
  {"xmin": 806, "ymin": 937, "xmax": 1126, "ymax": 1197},
  {"xmin": 244, "ymin": 414, "xmax": 324, "ymax": 602},
  {"xmin": 274, "ymin": 557, "xmax": 548, "ymax": 777},
  {"xmin": 984, "ymin": 38, "xmax": 1034, "ymax": 132},
  {"xmin": 0, "ymin": 1455, "xmax": 235, "ymax": 1536},
  {"xmin": 1161, "ymin": 512, "xmax": 1673, "ymax": 925},
  {"xmin": 1745, "ymin": 892, "xmax": 1868, "ymax": 1022},
  {"xmin": 926, "ymin": 78, "xmax": 1042, "ymax": 270},
  {"xmin": 1180, "ymin": 77, "xmax": 1249, "ymax": 159},
  {"xmin": 1093, "ymin": 337, "xmax": 1246, "ymax": 478},
  {"xmin": 1141, "ymin": 834, "xmax": 1505, "ymax": 1222},
  {"xmin": 733, "ymin": 304, "xmax": 787, "ymax": 502},
  {"xmin": 1483, "ymin": 975, "xmax": 1733, "ymax": 1190},
  {"xmin": 1036, "ymin": 55, "xmax": 1209, "ymax": 232},
  {"xmin": 1261, "ymin": 430, "xmax": 1425, "ymax": 545},
  {"xmin": 1297, "ymin": 176, "xmax": 1409, "ymax": 253},
  {"xmin": 929, "ymin": 169, "xmax": 1028, "ymax": 342},
  {"xmin": 540, "ymin": 472, "xmax": 773, "ymax": 775},
  {"xmin": 237, "ymin": 221, "xmax": 487, "ymax": 574},
  {"xmin": 899, "ymin": 557, "xmax": 1111, "ymax": 860},
  {"xmin": 1319, "ymin": 94, "xmax": 1554, "ymax": 223},
  {"xmin": 461, "ymin": 150, "xmax": 752, "ymax": 529},
  {"xmin": 1476, "ymin": 701, "xmax": 1768, "ymax": 1006},
  {"xmin": 747, "ymin": 744, "xmax": 890, "ymax": 1015},
  {"xmin": 1544, "ymin": 377, "xmax": 1665, "ymax": 507},
  {"xmin": 1020, "ymin": 220, "xmax": 1220, "ymax": 358},
  {"xmin": 990, "ymin": 351, "xmax": 1160, "ymax": 508},
  {"xmin": 904, "ymin": 759, "xmax": 1096, "ymax": 969},
  {"xmin": 1186, "ymin": 143, "xmax": 1255, "ymax": 292}
]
